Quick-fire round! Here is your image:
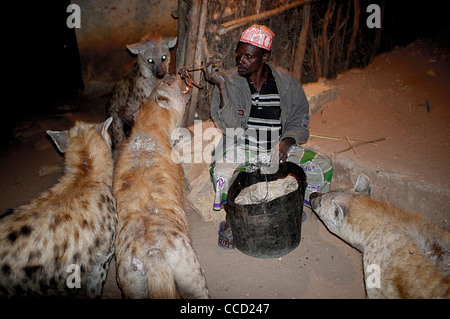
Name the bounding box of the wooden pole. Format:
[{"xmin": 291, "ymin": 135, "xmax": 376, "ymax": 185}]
[
  {"xmin": 292, "ymin": 4, "xmax": 310, "ymax": 82},
  {"xmin": 309, "ymin": 17, "xmax": 321, "ymax": 80},
  {"xmin": 182, "ymin": 0, "xmax": 201, "ymax": 127},
  {"xmin": 217, "ymin": 0, "xmax": 317, "ymax": 35},
  {"xmin": 344, "ymin": 0, "xmax": 360, "ymax": 70},
  {"xmin": 183, "ymin": 0, "xmax": 201, "ymax": 69},
  {"xmin": 322, "ymin": 1, "xmax": 334, "ymax": 78},
  {"xmin": 370, "ymin": 0, "xmax": 385, "ymax": 61},
  {"xmin": 337, "ymin": 0, "xmax": 351, "ymax": 73},
  {"xmin": 176, "ymin": 0, "xmax": 187, "ymax": 71},
  {"xmin": 329, "ymin": 2, "xmax": 342, "ymax": 78},
  {"xmin": 184, "ymin": 0, "xmax": 208, "ymax": 127}
]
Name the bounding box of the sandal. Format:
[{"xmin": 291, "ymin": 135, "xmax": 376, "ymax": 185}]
[{"xmin": 218, "ymin": 221, "xmax": 235, "ymax": 251}]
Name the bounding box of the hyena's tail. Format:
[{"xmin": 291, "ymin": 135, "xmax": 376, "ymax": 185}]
[{"xmin": 144, "ymin": 251, "xmax": 178, "ymax": 299}]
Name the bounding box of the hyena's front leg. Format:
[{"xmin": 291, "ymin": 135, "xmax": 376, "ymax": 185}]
[{"xmin": 108, "ymin": 113, "xmax": 126, "ymax": 152}]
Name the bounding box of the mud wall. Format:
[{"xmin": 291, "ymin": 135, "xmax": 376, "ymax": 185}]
[{"xmin": 73, "ymin": 0, "xmax": 178, "ymax": 86}]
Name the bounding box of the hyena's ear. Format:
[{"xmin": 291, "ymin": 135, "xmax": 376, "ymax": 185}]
[
  {"xmin": 127, "ymin": 42, "xmax": 143, "ymax": 55},
  {"xmin": 165, "ymin": 37, "xmax": 177, "ymax": 49},
  {"xmin": 154, "ymin": 91, "xmax": 171, "ymax": 110},
  {"xmin": 331, "ymin": 199, "xmax": 348, "ymax": 227},
  {"xmin": 96, "ymin": 117, "xmax": 113, "ymax": 145},
  {"xmin": 354, "ymin": 174, "xmax": 371, "ymax": 195},
  {"xmin": 47, "ymin": 130, "xmax": 69, "ymax": 153}
]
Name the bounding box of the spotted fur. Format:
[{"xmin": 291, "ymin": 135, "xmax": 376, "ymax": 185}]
[
  {"xmin": 106, "ymin": 34, "xmax": 177, "ymax": 151},
  {"xmin": 0, "ymin": 118, "xmax": 117, "ymax": 298},
  {"xmin": 311, "ymin": 175, "xmax": 450, "ymax": 298},
  {"xmin": 114, "ymin": 75, "xmax": 210, "ymax": 299}
]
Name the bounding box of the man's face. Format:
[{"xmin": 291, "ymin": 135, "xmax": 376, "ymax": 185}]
[{"xmin": 235, "ymin": 42, "xmax": 269, "ymax": 77}]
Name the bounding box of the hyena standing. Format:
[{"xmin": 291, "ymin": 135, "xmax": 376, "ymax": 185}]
[
  {"xmin": 106, "ymin": 33, "xmax": 177, "ymax": 150},
  {"xmin": 0, "ymin": 118, "xmax": 117, "ymax": 298},
  {"xmin": 310, "ymin": 175, "xmax": 450, "ymax": 298},
  {"xmin": 114, "ymin": 75, "xmax": 210, "ymax": 299}
]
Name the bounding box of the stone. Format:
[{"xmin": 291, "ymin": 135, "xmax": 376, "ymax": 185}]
[
  {"xmin": 181, "ymin": 120, "xmax": 225, "ymax": 223},
  {"xmin": 303, "ymin": 81, "xmax": 339, "ymax": 114}
]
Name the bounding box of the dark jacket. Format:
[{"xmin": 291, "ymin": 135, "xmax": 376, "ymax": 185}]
[{"xmin": 210, "ymin": 62, "xmax": 310, "ymax": 146}]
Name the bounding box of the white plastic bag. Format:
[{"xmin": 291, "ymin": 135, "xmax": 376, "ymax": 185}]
[{"xmin": 234, "ymin": 175, "xmax": 299, "ymax": 205}]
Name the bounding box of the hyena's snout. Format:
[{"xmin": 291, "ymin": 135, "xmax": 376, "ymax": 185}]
[
  {"xmin": 310, "ymin": 192, "xmax": 323, "ymax": 210},
  {"xmin": 155, "ymin": 64, "xmax": 167, "ymax": 79}
]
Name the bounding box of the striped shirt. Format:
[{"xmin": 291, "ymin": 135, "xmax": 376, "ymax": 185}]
[{"xmin": 241, "ymin": 68, "xmax": 282, "ymax": 152}]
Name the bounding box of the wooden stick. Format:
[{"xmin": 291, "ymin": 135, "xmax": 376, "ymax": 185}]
[
  {"xmin": 331, "ymin": 137, "xmax": 388, "ymax": 157},
  {"xmin": 322, "ymin": 1, "xmax": 334, "ymax": 78},
  {"xmin": 175, "ymin": 0, "xmax": 187, "ymax": 70},
  {"xmin": 345, "ymin": 134, "xmax": 359, "ymax": 159},
  {"xmin": 310, "ymin": 133, "xmax": 386, "ymax": 145},
  {"xmin": 344, "ymin": 0, "xmax": 360, "ymax": 70},
  {"xmin": 292, "ymin": 4, "xmax": 310, "ymax": 82},
  {"xmin": 183, "ymin": 0, "xmax": 200, "ymax": 69},
  {"xmin": 338, "ymin": 0, "xmax": 351, "ymax": 73},
  {"xmin": 310, "ymin": 18, "xmax": 322, "ymax": 79},
  {"xmin": 369, "ymin": 0, "xmax": 385, "ymax": 61},
  {"xmin": 329, "ymin": 2, "xmax": 342, "ymax": 77},
  {"xmin": 185, "ymin": 0, "xmax": 207, "ymax": 127},
  {"xmin": 217, "ymin": 0, "xmax": 318, "ymax": 35},
  {"xmin": 183, "ymin": 63, "xmax": 218, "ymax": 72}
]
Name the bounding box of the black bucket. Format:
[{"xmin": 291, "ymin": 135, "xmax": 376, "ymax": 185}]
[{"xmin": 227, "ymin": 162, "xmax": 307, "ymax": 258}]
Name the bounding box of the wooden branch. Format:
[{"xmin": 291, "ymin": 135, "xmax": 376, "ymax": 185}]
[
  {"xmin": 175, "ymin": 0, "xmax": 188, "ymax": 70},
  {"xmin": 181, "ymin": 0, "xmax": 201, "ymax": 127},
  {"xmin": 309, "ymin": 17, "xmax": 322, "ymax": 80},
  {"xmin": 344, "ymin": 0, "xmax": 360, "ymax": 70},
  {"xmin": 322, "ymin": 1, "xmax": 334, "ymax": 78},
  {"xmin": 329, "ymin": 2, "xmax": 342, "ymax": 77},
  {"xmin": 184, "ymin": 0, "xmax": 207, "ymax": 127},
  {"xmin": 337, "ymin": 0, "xmax": 351, "ymax": 73},
  {"xmin": 345, "ymin": 134, "xmax": 359, "ymax": 158},
  {"xmin": 292, "ymin": 4, "xmax": 310, "ymax": 82},
  {"xmin": 331, "ymin": 136, "xmax": 389, "ymax": 157},
  {"xmin": 255, "ymin": 0, "xmax": 262, "ymax": 15},
  {"xmin": 217, "ymin": 0, "xmax": 318, "ymax": 35},
  {"xmin": 370, "ymin": 0, "xmax": 385, "ymax": 61},
  {"xmin": 311, "ymin": 134, "xmax": 385, "ymax": 144},
  {"xmin": 183, "ymin": 0, "xmax": 200, "ymax": 69}
]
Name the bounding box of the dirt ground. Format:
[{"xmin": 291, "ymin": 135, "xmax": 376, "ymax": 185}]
[
  {"xmin": 309, "ymin": 38, "xmax": 450, "ymax": 190},
  {"xmin": 0, "ymin": 38, "xmax": 448, "ymax": 299}
]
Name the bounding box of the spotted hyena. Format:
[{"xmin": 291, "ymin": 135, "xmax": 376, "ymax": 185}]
[
  {"xmin": 310, "ymin": 175, "xmax": 450, "ymax": 298},
  {"xmin": 0, "ymin": 118, "xmax": 117, "ymax": 298},
  {"xmin": 114, "ymin": 75, "xmax": 210, "ymax": 299},
  {"xmin": 106, "ymin": 33, "xmax": 177, "ymax": 151}
]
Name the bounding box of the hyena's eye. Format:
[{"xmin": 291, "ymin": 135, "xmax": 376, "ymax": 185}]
[
  {"xmin": 162, "ymin": 55, "xmax": 167, "ymax": 61},
  {"xmin": 147, "ymin": 58, "xmax": 154, "ymax": 64}
]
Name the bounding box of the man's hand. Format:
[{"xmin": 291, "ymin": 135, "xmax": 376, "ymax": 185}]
[
  {"xmin": 203, "ymin": 63, "xmax": 225, "ymax": 87},
  {"xmin": 203, "ymin": 62, "xmax": 229, "ymax": 109},
  {"xmin": 273, "ymin": 137, "xmax": 296, "ymax": 163}
]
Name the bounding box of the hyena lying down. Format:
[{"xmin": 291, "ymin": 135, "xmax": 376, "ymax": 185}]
[
  {"xmin": 310, "ymin": 175, "xmax": 450, "ymax": 298},
  {"xmin": 0, "ymin": 118, "xmax": 117, "ymax": 298},
  {"xmin": 114, "ymin": 75, "xmax": 210, "ymax": 299},
  {"xmin": 106, "ymin": 33, "xmax": 177, "ymax": 150}
]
